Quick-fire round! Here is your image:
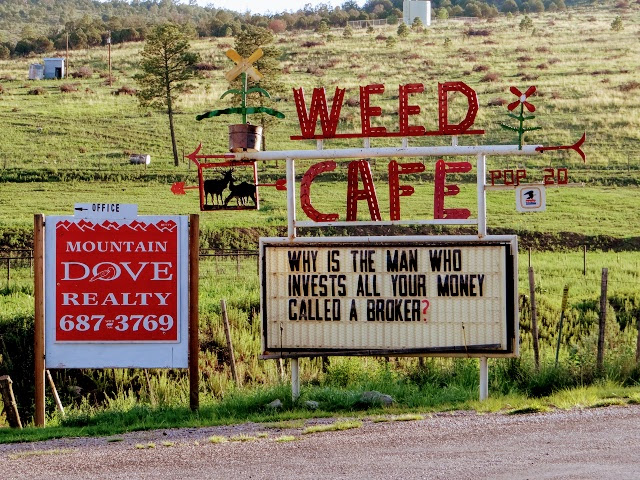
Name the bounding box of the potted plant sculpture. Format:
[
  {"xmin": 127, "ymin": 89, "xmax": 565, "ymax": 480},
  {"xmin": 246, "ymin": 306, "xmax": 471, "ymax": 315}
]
[{"xmin": 196, "ymin": 48, "xmax": 284, "ymax": 152}]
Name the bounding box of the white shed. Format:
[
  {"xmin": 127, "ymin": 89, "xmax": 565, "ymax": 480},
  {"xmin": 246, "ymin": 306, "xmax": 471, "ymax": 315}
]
[
  {"xmin": 43, "ymin": 58, "xmax": 65, "ymax": 79},
  {"xmin": 28, "ymin": 64, "xmax": 44, "ymax": 80},
  {"xmin": 403, "ymin": 0, "xmax": 431, "ymax": 26}
]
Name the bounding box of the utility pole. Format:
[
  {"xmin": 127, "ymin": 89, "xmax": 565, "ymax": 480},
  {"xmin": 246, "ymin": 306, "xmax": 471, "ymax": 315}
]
[
  {"xmin": 65, "ymin": 32, "xmax": 69, "ymax": 79},
  {"xmin": 107, "ymin": 31, "xmax": 112, "ymax": 86}
]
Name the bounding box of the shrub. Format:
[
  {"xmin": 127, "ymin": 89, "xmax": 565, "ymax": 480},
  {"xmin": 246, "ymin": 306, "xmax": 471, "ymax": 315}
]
[
  {"xmin": 473, "ymin": 64, "xmax": 490, "ymax": 72},
  {"xmin": 71, "ymin": 67, "xmax": 93, "ymax": 79},
  {"xmin": 28, "ymin": 87, "xmax": 46, "ymax": 95},
  {"xmin": 301, "ymin": 41, "xmax": 324, "ymax": 48},
  {"xmin": 397, "ymin": 23, "xmax": 410, "ymax": 39},
  {"xmin": 345, "ymin": 97, "xmax": 359, "ymax": 107},
  {"xmin": 481, "ymin": 72, "xmax": 499, "ymax": 82},
  {"xmin": 487, "ymin": 98, "xmax": 507, "ymax": 107},
  {"xmin": 194, "ymin": 62, "xmax": 220, "ymax": 71},
  {"xmin": 519, "ymin": 16, "xmax": 534, "ymax": 32},
  {"xmin": 465, "ymin": 29, "xmax": 491, "ymax": 37},
  {"xmin": 113, "ymin": 85, "xmax": 137, "ymax": 96},
  {"xmin": 60, "ymin": 83, "xmax": 79, "ymax": 93},
  {"xmin": 268, "ymin": 19, "xmax": 287, "ymax": 34},
  {"xmin": 316, "ymin": 20, "xmax": 329, "ymax": 35},
  {"xmin": 611, "ymin": 16, "xmax": 624, "ymax": 32},
  {"xmin": 619, "ymin": 81, "xmax": 640, "ymax": 92},
  {"xmin": 343, "ymin": 25, "xmax": 353, "ymax": 38}
]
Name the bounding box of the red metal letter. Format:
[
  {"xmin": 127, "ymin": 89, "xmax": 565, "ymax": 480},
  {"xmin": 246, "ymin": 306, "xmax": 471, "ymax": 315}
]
[
  {"xmin": 434, "ymin": 159, "xmax": 472, "ymax": 219},
  {"xmin": 293, "ymin": 87, "xmax": 345, "ymax": 139},
  {"xmin": 300, "ymin": 161, "xmax": 339, "ymax": 222},
  {"xmin": 438, "ymin": 82, "xmax": 480, "ymax": 135},
  {"xmin": 516, "ymin": 169, "xmax": 527, "ymax": 186},
  {"xmin": 489, "ymin": 170, "xmax": 502, "ymax": 186},
  {"xmin": 399, "ymin": 83, "xmax": 426, "ymax": 136},
  {"xmin": 360, "ymin": 84, "xmax": 386, "ymax": 137},
  {"xmin": 346, "ymin": 160, "xmax": 381, "ymax": 221},
  {"xmin": 389, "ymin": 161, "xmax": 425, "ymax": 221},
  {"xmin": 504, "ymin": 169, "xmax": 515, "ymax": 185}
]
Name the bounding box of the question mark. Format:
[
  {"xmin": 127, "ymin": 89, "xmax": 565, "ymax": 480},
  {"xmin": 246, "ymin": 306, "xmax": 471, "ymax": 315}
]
[{"xmin": 422, "ymin": 299, "xmax": 430, "ymax": 322}]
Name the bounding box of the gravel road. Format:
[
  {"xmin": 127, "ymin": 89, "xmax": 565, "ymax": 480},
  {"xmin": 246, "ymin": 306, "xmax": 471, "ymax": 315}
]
[{"xmin": 2, "ymin": 405, "xmax": 640, "ymax": 479}]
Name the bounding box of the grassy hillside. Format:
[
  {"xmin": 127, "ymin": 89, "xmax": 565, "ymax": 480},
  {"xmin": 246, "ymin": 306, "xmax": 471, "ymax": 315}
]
[{"xmin": 0, "ymin": 6, "xmax": 638, "ymax": 244}]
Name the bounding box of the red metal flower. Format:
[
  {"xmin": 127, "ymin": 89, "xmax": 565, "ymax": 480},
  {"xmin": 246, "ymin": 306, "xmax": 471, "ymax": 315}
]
[{"xmin": 508, "ymin": 86, "xmax": 537, "ymax": 112}]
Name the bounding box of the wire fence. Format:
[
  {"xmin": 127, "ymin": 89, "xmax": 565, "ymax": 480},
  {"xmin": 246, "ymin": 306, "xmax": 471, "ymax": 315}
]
[{"xmin": 0, "ymin": 248, "xmax": 260, "ymax": 286}]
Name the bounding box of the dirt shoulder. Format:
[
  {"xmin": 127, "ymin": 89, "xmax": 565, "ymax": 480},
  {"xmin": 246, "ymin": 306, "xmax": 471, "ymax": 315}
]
[{"xmin": 2, "ymin": 405, "xmax": 640, "ymax": 479}]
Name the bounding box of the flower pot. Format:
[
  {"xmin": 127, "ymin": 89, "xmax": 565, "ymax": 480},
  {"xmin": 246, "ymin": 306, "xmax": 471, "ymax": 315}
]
[{"xmin": 228, "ymin": 124, "xmax": 262, "ymax": 152}]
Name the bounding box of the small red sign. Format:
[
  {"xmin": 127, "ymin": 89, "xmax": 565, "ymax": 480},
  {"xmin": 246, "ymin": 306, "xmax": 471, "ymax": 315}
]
[{"xmin": 54, "ymin": 219, "xmax": 179, "ymax": 342}]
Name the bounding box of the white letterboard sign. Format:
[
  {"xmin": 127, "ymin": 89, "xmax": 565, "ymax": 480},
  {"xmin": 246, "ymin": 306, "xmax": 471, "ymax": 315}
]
[{"xmin": 260, "ymin": 236, "xmax": 518, "ymax": 358}]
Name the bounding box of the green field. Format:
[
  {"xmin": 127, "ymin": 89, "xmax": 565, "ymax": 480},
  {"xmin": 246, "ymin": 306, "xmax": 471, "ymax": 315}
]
[{"xmin": 1, "ymin": 6, "xmax": 640, "ymax": 435}]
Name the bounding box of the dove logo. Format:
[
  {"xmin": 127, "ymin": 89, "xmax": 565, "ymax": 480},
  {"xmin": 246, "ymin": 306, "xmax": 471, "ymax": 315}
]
[{"xmin": 61, "ymin": 262, "xmax": 174, "ymax": 281}]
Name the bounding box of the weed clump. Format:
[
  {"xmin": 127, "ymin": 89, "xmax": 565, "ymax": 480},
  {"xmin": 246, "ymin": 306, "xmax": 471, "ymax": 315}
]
[
  {"xmin": 194, "ymin": 62, "xmax": 220, "ymax": 71},
  {"xmin": 481, "ymin": 72, "xmax": 500, "ymax": 82},
  {"xmin": 113, "ymin": 85, "xmax": 137, "ymax": 96},
  {"xmin": 60, "ymin": 84, "xmax": 78, "ymax": 93},
  {"xmin": 487, "ymin": 98, "xmax": 507, "ymax": 107},
  {"xmin": 71, "ymin": 67, "xmax": 93, "ymax": 79},
  {"xmin": 28, "ymin": 87, "xmax": 46, "ymax": 95},
  {"xmin": 619, "ymin": 81, "xmax": 640, "ymax": 92}
]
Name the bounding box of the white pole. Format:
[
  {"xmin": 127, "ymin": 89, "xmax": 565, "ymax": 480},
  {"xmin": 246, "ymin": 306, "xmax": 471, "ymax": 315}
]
[
  {"xmin": 479, "ymin": 357, "xmax": 488, "ymax": 400},
  {"xmin": 477, "ymin": 153, "xmax": 487, "ymax": 237},
  {"xmin": 233, "ymin": 144, "xmax": 541, "ymax": 162},
  {"xmin": 291, "ymin": 357, "xmax": 300, "ymax": 401},
  {"xmin": 286, "ymin": 157, "xmax": 296, "ymax": 239}
]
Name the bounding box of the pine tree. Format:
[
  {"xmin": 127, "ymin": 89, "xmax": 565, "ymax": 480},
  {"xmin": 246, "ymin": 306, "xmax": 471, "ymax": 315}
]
[
  {"xmin": 136, "ymin": 23, "xmax": 199, "ymax": 167},
  {"xmin": 611, "ymin": 16, "xmax": 623, "ymax": 32}
]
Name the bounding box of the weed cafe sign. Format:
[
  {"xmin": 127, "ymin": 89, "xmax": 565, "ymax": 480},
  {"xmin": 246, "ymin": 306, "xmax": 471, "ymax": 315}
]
[
  {"xmin": 258, "ymin": 81, "xmax": 583, "ymax": 359},
  {"xmin": 188, "ymin": 49, "xmax": 585, "ymax": 359}
]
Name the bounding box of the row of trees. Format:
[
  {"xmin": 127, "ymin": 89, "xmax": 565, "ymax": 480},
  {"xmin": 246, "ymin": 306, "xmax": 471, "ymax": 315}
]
[{"xmin": 0, "ymin": 0, "xmax": 598, "ymax": 58}]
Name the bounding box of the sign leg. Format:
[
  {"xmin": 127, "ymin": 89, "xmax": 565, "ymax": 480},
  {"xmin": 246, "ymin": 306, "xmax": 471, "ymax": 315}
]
[
  {"xmin": 291, "ymin": 358, "xmax": 300, "ymax": 401},
  {"xmin": 189, "ymin": 214, "xmax": 200, "ymax": 411},
  {"xmin": 479, "ymin": 357, "xmax": 488, "ymax": 401},
  {"xmin": 34, "ymin": 213, "xmax": 46, "ymax": 426}
]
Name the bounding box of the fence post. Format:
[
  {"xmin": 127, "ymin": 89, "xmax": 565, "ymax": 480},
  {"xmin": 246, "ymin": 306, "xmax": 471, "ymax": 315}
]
[
  {"xmin": 221, "ymin": 299, "xmax": 239, "ymax": 385},
  {"xmin": 583, "ymin": 245, "xmax": 587, "ymax": 276},
  {"xmin": 597, "ymin": 268, "xmax": 608, "ymax": 372},
  {"xmin": 555, "ymin": 285, "xmax": 569, "ymax": 366},
  {"xmin": 46, "ymin": 370, "xmax": 65, "ymax": 416},
  {"xmin": 528, "ymin": 267, "xmax": 540, "ymax": 370},
  {"xmin": 6, "ymin": 257, "xmax": 9, "ymax": 287},
  {"xmin": 0, "ymin": 375, "xmax": 22, "ymax": 428},
  {"xmin": 636, "ymin": 313, "xmax": 640, "ymax": 364}
]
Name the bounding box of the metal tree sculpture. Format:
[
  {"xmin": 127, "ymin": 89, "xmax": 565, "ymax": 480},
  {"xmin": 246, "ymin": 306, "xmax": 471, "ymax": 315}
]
[
  {"xmin": 196, "ymin": 48, "xmax": 284, "ymax": 123},
  {"xmin": 500, "ymin": 86, "xmax": 541, "ymax": 150}
]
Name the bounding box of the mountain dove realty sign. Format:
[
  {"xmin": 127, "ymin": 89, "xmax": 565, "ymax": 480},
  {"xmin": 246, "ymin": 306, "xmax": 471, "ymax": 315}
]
[{"xmin": 42, "ymin": 205, "xmax": 189, "ymax": 368}]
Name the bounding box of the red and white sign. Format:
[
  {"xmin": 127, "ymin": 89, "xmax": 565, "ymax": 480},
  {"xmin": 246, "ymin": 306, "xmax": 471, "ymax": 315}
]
[
  {"xmin": 45, "ymin": 212, "xmax": 189, "ymax": 368},
  {"xmin": 55, "ymin": 218, "xmax": 179, "ymax": 342}
]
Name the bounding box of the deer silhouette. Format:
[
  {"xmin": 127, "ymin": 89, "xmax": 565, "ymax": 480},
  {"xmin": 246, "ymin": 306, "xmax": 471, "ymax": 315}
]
[
  {"xmin": 224, "ymin": 176, "xmax": 256, "ymax": 206},
  {"xmin": 204, "ymin": 169, "xmax": 234, "ymax": 206}
]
